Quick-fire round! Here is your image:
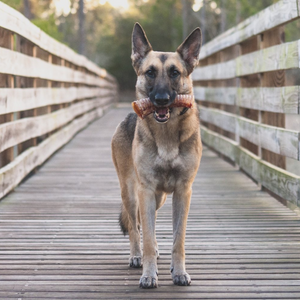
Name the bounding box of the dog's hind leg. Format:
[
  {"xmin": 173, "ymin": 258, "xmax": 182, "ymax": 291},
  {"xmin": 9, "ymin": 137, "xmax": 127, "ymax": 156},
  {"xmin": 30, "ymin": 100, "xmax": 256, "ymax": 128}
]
[{"xmin": 119, "ymin": 176, "xmax": 142, "ymax": 268}]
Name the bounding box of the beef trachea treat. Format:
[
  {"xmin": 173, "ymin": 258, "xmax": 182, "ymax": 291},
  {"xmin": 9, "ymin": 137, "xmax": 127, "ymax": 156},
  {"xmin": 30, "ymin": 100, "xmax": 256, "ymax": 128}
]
[{"xmin": 132, "ymin": 94, "xmax": 194, "ymax": 119}]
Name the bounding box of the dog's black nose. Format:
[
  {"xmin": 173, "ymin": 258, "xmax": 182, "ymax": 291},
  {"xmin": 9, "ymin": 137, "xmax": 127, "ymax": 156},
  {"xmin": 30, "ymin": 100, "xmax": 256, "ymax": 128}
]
[{"xmin": 155, "ymin": 93, "xmax": 170, "ymax": 106}]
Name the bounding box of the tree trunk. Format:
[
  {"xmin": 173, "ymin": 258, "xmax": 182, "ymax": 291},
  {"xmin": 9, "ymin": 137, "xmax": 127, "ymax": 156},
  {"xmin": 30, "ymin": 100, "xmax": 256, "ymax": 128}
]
[
  {"xmin": 220, "ymin": 0, "xmax": 226, "ymax": 33},
  {"xmin": 23, "ymin": 0, "xmax": 33, "ymax": 20},
  {"xmin": 181, "ymin": 0, "xmax": 193, "ymax": 39},
  {"xmin": 78, "ymin": 0, "xmax": 85, "ymax": 55}
]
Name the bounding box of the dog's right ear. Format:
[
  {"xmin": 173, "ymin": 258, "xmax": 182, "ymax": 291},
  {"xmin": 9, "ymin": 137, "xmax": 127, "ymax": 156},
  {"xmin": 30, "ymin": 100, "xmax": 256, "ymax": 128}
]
[{"xmin": 131, "ymin": 23, "xmax": 152, "ymax": 72}]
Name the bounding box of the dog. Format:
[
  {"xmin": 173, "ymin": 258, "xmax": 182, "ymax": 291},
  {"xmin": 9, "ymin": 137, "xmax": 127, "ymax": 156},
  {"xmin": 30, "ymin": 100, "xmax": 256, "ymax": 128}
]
[{"xmin": 111, "ymin": 23, "xmax": 202, "ymax": 288}]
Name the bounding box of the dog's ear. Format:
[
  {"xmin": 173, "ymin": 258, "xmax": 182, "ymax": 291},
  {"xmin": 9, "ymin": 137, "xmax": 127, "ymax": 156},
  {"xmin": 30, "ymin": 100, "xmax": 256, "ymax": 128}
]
[
  {"xmin": 177, "ymin": 28, "xmax": 202, "ymax": 75},
  {"xmin": 131, "ymin": 23, "xmax": 152, "ymax": 72}
]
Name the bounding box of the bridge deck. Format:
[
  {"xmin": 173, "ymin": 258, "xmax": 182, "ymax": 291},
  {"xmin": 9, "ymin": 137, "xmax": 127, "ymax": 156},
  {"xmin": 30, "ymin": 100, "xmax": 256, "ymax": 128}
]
[{"xmin": 0, "ymin": 107, "xmax": 299, "ymax": 299}]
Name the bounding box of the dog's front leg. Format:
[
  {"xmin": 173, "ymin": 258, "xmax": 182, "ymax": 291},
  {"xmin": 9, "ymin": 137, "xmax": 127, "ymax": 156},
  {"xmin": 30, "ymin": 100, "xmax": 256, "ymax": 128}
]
[
  {"xmin": 171, "ymin": 183, "xmax": 192, "ymax": 286},
  {"xmin": 138, "ymin": 186, "xmax": 158, "ymax": 288}
]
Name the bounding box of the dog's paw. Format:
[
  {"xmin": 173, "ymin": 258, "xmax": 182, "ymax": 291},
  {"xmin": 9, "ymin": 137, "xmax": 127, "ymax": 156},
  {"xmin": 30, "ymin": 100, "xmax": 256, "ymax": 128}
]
[
  {"xmin": 139, "ymin": 274, "xmax": 158, "ymax": 288},
  {"xmin": 129, "ymin": 256, "xmax": 142, "ymax": 268},
  {"xmin": 172, "ymin": 272, "xmax": 191, "ymax": 286}
]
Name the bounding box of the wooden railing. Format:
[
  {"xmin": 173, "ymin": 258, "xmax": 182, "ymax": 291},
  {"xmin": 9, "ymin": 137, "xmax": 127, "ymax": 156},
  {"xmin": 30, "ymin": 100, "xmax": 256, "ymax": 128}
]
[
  {"xmin": 193, "ymin": 0, "xmax": 300, "ymax": 208},
  {"xmin": 0, "ymin": 2, "xmax": 118, "ymax": 199}
]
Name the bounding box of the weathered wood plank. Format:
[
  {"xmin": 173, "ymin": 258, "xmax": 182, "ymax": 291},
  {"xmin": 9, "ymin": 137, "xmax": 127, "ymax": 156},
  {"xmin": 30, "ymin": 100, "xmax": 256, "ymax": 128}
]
[
  {"xmin": 192, "ymin": 59, "xmax": 236, "ymax": 81},
  {"xmin": 0, "ymin": 96, "xmax": 113, "ymax": 152},
  {"xmin": 194, "ymin": 87, "xmax": 236, "ymax": 105},
  {"xmin": 199, "ymin": 106, "xmax": 236, "ymax": 133},
  {"xmin": 0, "ymin": 2, "xmax": 115, "ymax": 82},
  {"xmin": 200, "ymin": 125, "xmax": 300, "ymax": 205},
  {"xmin": 200, "ymin": 126, "xmax": 238, "ymax": 162},
  {"xmin": 237, "ymin": 86, "xmax": 299, "ymax": 114},
  {"xmin": 194, "ymin": 86, "xmax": 299, "ymax": 114},
  {"xmin": 0, "ymin": 87, "xmax": 115, "ymax": 115},
  {"xmin": 199, "ymin": 107, "xmax": 300, "ymax": 160},
  {"xmin": 194, "ymin": 40, "xmax": 299, "ymax": 81},
  {"xmin": 199, "ymin": 0, "xmax": 299, "ymax": 59},
  {"xmin": 0, "ymin": 104, "xmax": 110, "ymax": 198},
  {"xmin": 0, "ymin": 47, "xmax": 108, "ymax": 86},
  {"xmin": 236, "ymin": 40, "xmax": 299, "ymax": 77}
]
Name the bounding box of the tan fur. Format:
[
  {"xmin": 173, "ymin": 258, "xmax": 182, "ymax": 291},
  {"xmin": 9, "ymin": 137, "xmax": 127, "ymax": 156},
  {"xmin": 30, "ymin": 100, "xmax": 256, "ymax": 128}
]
[{"xmin": 111, "ymin": 23, "xmax": 202, "ymax": 288}]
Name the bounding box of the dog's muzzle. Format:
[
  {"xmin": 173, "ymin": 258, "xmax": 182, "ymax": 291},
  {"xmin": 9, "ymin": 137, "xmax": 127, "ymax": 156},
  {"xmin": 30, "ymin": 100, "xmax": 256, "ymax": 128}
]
[{"xmin": 153, "ymin": 93, "xmax": 173, "ymax": 123}]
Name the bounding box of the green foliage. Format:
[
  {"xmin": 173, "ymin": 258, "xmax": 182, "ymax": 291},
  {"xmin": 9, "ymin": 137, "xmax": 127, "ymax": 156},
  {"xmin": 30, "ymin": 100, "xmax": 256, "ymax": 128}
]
[
  {"xmin": 1, "ymin": 0, "xmax": 22, "ymax": 11},
  {"xmin": 32, "ymin": 14, "xmax": 64, "ymax": 42}
]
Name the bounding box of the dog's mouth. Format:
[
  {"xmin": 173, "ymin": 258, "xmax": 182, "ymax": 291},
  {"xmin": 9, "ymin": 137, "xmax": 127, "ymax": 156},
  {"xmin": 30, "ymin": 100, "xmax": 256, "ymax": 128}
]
[{"xmin": 153, "ymin": 107, "xmax": 172, "ymax": 123}]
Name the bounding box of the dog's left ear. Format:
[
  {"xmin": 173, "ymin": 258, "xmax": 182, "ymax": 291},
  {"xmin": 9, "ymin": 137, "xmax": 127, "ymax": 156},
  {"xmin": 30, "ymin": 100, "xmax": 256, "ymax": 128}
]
[{"xmin": 177, "ymin": 28, "xmax": 202, "ymax": 75}]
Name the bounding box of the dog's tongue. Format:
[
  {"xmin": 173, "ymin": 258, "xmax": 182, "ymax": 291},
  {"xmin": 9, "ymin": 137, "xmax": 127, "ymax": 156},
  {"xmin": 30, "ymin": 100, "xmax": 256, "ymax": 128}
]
[{"xmin": 156, "ymin": 107, "xmax": 168, "ymax": 116}]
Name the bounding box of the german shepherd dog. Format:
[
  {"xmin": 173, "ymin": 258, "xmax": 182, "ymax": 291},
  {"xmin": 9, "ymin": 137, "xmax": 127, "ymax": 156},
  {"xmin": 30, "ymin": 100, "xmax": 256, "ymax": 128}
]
[{"xmin": 111, "ymin": 23, "xmax": 202, "ymax": 288}]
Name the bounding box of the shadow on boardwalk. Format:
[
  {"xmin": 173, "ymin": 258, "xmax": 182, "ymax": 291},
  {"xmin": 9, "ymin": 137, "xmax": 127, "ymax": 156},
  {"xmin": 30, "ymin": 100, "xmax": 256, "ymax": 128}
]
[{"xmin": 0, "ymin": 107, "xmax": 299, "ymax": 299}]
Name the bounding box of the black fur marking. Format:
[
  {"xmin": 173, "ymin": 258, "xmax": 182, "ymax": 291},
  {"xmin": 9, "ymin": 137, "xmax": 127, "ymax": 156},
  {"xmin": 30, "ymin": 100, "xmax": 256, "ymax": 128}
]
[
  {"xmin": 137, "ymin": 128, "xmax": 144, "ymax": 143},
  {"xmin": 119, "ymin": 211, "xmax": 128, "ymax": 236},
  {"xmin": 159, "ymin": 54, "xmax": 168, "ymax": 64},
  {"xmin": 120, "ymin": 113, "xmax": 137, "ymax": 144}
]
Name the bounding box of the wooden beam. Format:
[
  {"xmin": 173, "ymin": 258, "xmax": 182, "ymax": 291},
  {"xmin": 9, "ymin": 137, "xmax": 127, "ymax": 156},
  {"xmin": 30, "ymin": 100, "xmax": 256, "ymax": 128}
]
[
  {"xmin": 0, "ymin": 96, "xmax": 113, "ymax": 153},
  {"xmin": 0, "ymin": 47, "xmax": 115, "ymax": 87},
  {"xmin": 200, "ymin": 126, "xmax": 300, "ymax": 206},
  {"xmin": 0, "ymin": 104, "xmax": 111, "ymax": 199},
  {"xmin": 0, "ymin": 2, "xmax": 115, "ymax": 82},
  {"xmin": 199, "ymin": 0, "xmax": 299, "ymax": 60}
]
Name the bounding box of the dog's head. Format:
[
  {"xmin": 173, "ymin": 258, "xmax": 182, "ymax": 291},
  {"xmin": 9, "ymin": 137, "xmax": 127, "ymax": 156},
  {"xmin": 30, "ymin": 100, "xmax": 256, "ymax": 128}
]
[{"xmin": 131, "ymin": 23, "xmax": 201, "ymax": 123}]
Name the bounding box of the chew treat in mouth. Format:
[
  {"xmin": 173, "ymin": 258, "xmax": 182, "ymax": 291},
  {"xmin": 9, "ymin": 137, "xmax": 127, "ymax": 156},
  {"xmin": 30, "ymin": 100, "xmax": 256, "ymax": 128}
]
[{"xmin": 132, "ymin": 94, "xmax": 194, "ymax": 120}]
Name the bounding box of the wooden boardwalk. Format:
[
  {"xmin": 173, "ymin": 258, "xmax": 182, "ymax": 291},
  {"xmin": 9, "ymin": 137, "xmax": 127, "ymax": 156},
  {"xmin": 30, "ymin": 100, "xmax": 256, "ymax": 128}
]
[{"xmin": 0, "ymin": 107, "xmax": 299, "ymax": 299}]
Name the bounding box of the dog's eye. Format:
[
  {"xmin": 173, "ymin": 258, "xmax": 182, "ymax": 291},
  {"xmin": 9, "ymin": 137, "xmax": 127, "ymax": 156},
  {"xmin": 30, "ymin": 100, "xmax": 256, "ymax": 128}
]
[
  {"xmin": 170, "ymin": 69, "xmax": 180, "ymax": 78},
  {"xmin": 146, "ymin": 69, "xmax": 156, "ymax": 78}
]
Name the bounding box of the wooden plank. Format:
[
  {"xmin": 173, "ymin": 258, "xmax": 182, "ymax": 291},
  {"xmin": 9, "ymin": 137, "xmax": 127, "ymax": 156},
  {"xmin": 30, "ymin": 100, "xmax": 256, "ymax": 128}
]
[
  {"xmin": 194, "ymin": 40, "xmax": 299, "ymax": 81},
  {"xmin": 0, "ymin": 96, "xmax": 113, "ymax": 153},
  {"xmin": 0, "ymin": 2, "xmax": 115, "ymax": 82},
  {"xmin": 0, "ymin": 104, "xmax": 110, "ymax": 199},
  {"xmin": 192, "ymin": 59, "xmax": 236, "ymax": 81},
  {"xmin": 0, "ymin": 87, "xmax": 115, "ymax": 115},
  {"xmin": 200, "ymin": 126, "xmax": 238, "ymax": 162},
  {"xmin": 237, "ymin": 86, "xmax": 299, "ymax": 114},
  {"xmin": 236, "ymin": 40, "xmax": 299, "ymax": 77},
  {"xmin": 199, "ymin": 106, "xmax": 236, "ymax": 133},
  {"xmin": 200, "ymin": 125, "xmax": 300, "ymax": 205},
  {"xmin": 194, "ymin": 87, "xmax": 236, "ymax": 105},
  {"xmin": 0, "ymin": 47, "xmax": 114, "ymax": 87},
  {"xmin": 199, "ymin": 0, "xmax": 299, "ymax": 60},
  {"xmin": 195, "ymin": 86, "xmax": 300, "ymax": 114},
  {"xmin": 238, "ymin": 117, "xmax": 300, "ymax": 160}
]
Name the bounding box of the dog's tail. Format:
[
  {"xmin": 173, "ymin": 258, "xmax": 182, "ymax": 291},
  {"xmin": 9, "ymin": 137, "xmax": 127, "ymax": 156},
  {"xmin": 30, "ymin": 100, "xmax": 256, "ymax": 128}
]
[{"xmin": 119, "ymin": 204, "xmax": 129, "ymax": 236}]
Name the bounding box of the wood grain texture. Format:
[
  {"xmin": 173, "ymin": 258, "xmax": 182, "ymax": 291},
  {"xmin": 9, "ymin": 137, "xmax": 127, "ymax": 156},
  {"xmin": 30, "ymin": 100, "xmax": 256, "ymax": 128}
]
[
  {"xmin": 195, "ymin": 40, "xmax": 299, "ymax": 81},
  {"xmin": 195, "ymin": 86, "xmax": 299, "ymax": 114},
  {"xmin": 236, "ymin": 41, "xmax": 299, "ymax": 77},
  {"xmin": 194, "ymin": 87, "xmax": 236, "ymax": 105},
  {"xmin": 0, "ymin": 104, "xmax": 110, "ymax": 198},
  {"xmin": 0, "ymin": 47, "xmax": 114, "ymax": 87},
  {"xmin": 192, "ymin": 59, "xmax": 236, "ymax": 81},
  {"xmin": 237, "ymin": 86, "xmax": 299, "ymax": 114},
  {"xmin": 199, "ymin": 107, "xmax": 300, "ymax": 160},
  {"xmin": 0, "ymin": 96, "xmax": 113, "ymax": 153},
  {"xmin": 199, "ymin": 0, "xmax": 299, "ymax": 60},
  {"xmin": 0, "ymin": 87, "xmax": 116, "ymax": 115},
  {"xmin": 201, "ymin": 125, "xmax": 300, "ymax": 206},
  {"xmin": 0, "ymin": 107, "xmax": 299, "ymax": 299},
  {"xmin": 199, "ymin": 106, "xmax": 236, "ymax": 133},
  {"xmin": 0, "ymin": 2, "xmax": 115, "ymax": 82}
]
